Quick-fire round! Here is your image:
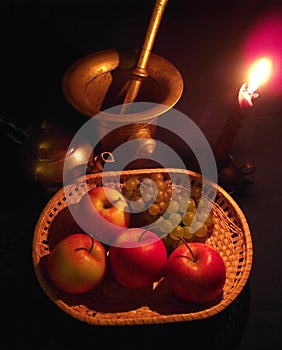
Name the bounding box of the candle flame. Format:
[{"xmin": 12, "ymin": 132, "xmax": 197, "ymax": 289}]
[{"xmin": 247, "ymin": 57, "xmax": 272, "ymax": 94}]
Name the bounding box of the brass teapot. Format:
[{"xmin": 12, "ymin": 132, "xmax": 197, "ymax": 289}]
[{"xmin": 1, "ymin": 117, "xmax": 113, "ymax": 195}]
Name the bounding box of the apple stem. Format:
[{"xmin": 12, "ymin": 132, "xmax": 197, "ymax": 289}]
[
  {"xmin": 139, "ymin": 229, "xmax": 149, "ymax": 241},
  {"xmin": 138, "ymin": 228, "xmax": 158, "ymax": 241},
  {"xmin": 112, "ymin": 197, "xmax": 122, "ymax": 205},
  {"xmin": 89, "ymin": 236, "xmax": 94, "ymax": 252},
  {"xmin": 74, "ymin": 236, "xmax": 94, "ymax": 253},
  {"xmin": 138, "ymin": 226, "xmax": 160, "ymax": 241},
  {"xmin": 105, "ymin": 197, "xmax": 122, "ymax": 209},
  {"xmin": 178, "ymin": 236, "xmax": 196, "ymax": 262}
]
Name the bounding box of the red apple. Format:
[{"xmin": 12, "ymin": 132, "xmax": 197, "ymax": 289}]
[
  {"xmin": 108, "ymin": 228, "xmax": 167, "ymax": 289},
  {"xmin": 77, "ymin": 185, "xmax": 130, "ymax": 245},
  {"xmin": 165, "ymin": 241, "xmax": 226, "ymax": 304},
  {"xmin": 47, "ymin": 233, "xmax": 106, "ymax": 294}
]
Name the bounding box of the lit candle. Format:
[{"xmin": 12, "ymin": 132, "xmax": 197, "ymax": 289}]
[{"xmin": 213, "ymin": 57, "xmax": 272, "ymax": 168}]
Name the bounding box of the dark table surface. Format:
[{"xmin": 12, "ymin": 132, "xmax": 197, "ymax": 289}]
[{"xmin": 1, "ymin": 1, "xmax": 282, "ymax": 349}]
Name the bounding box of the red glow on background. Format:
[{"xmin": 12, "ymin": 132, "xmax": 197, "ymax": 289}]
[{"xmin": 242, "ymin": 11, "xmax": 282, "ymax": 95}]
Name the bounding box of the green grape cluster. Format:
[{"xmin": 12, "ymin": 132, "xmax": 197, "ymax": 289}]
[
  {"xmin": 122, "ymin": 173, "xmax": 172, "ymax": 222},
  {"xmin": 160, "ymin": 185, "xmax": 214, "ymax": 254},
  {"xmin": 121, "ymin": 173, "xmax": 214, "ymax": 253}
]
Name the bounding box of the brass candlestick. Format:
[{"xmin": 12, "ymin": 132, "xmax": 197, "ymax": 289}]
[
  {"xmin": 213, "ymin": 84, "xmax": 257, "ymax": 193},
  {"xmin": 213, "ymin": 102, "xmax": 247, "ymax": 169},
  {"xmin": 213, "ymin": 83, "xmax": 258, "ymax": 168}
]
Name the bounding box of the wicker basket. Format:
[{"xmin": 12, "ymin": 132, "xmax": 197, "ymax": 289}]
[{"xmin": 32, "ymin": 168, "xmax": 253, "ymax": 326}]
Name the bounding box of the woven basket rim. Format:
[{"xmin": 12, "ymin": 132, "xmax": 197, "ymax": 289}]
[{"xmin": 32, "ymin": 168, "xmax": 253, "ymax": 326}]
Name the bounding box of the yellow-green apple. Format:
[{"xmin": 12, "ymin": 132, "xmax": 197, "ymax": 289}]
[
  {"xmin": 78, "ymin": 185, "xmax": 130, "ymax": 245},
  {"xmin": 47, "ymin": 233, "xmax": 106, "ymax": 294},
  {"xmin": 108, "ymin": 228, "xmax": 167, "ymax": 289},
  {"xmin": 165, "ymin": 241, "xmax": 226, "ymax": 304}
]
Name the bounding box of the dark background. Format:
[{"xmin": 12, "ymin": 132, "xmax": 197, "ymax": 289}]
[{"xmin": 1, "ymin": 1, "xmax": 282, "ymax": 349}]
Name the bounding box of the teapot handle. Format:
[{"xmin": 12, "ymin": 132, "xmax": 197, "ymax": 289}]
[{"xmin": 0, "ymin": 115, "xmax": 29, "ymax": 144}]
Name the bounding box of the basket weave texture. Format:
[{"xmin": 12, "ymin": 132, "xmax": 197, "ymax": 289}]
[{"xmin": 32, "ymin": 168, "xmax": 253, "ymax": 326}]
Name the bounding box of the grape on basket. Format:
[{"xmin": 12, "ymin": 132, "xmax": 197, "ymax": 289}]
[{"xmin": 121, "ymin": 173, "xmax": 214, "ymax": 255}]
